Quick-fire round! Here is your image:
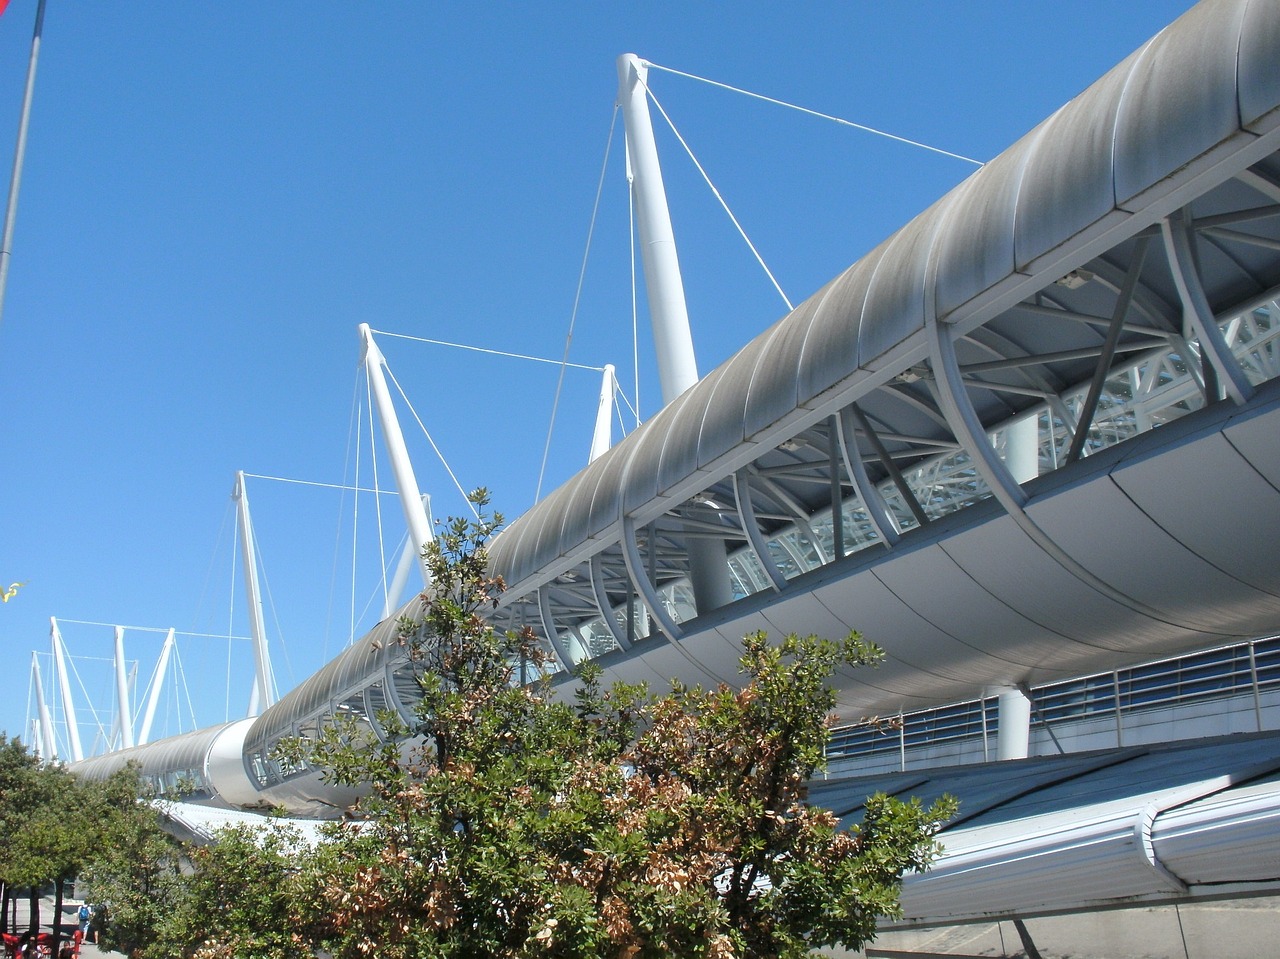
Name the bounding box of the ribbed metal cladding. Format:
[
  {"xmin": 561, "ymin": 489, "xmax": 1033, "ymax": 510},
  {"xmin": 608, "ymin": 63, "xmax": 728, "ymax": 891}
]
[
  {"xmin": 489, "ymin": 0, "xmax": 1280, "ymax": 597},
  {"xmin": 1151, "ymin": 778, "xmax": 1280, "ymax": 884}
]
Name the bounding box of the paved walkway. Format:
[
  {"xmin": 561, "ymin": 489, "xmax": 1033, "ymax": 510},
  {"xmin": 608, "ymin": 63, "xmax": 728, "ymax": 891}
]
[{"xmin": 5, "ymin": 894, "xmax": 119, "ymax": 958}]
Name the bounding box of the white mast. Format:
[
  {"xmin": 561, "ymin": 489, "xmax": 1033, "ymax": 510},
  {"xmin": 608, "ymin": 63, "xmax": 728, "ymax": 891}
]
[
  {"xmin": 0, "ymin": 0, "xmax": 47, "ymax": 334},
  {"xmin": 383, "ymin": 495, "xmax": 432, "ymax": 621},
  {"xmin": 360, "ymin": 323, "xmax": 434, "ymax": 590},
  {"xmin": 138, "ymin": 627, "xmax": 175, "ymax": 746},
  {"xmin": 50, "ymin": 617, "xmax": 83, "ymax": 762},
  {"xmin": 113, "ymin": 626, "xmax": 135, "ymax": 749},
  {"xmin": 616, "ymin": 55, "xmax": 698, "ymax": 406},
  {"xmin": 616, "ymin": 54, "xmax": 732, "ymax": 614},
  {"xmin": 233, "ymin": 471, "xmax": 276, "ymax": 714},
  {"xmin": 31, "ymin": 652, "xmax": 57, "ymax": 760},
  {"xmin": 589, "ymin": 364, "xmax": 617, "ymax": 463}
]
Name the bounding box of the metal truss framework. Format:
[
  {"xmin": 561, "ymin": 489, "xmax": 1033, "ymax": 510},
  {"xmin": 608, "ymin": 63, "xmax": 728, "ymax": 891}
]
[{"xmin": 492, "ymin": 189, "xmax": 1280, "ymax": 673}]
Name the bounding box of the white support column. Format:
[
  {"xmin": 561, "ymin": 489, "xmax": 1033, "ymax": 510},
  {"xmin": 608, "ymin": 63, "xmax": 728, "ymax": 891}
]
[
  {"xmin": 31, "ymin": 652, "xmax": 57, "ymax": 760},
  {"xmin": 616, "ymin": 54, "xmax": 698, "ymax": 406},
  {"xmin": 589, "ymin": 364, "xmax": 617, "ymax": 463},
  {"xmin": 113, "ymin": 626, "xmax": 135, "ymax": 749},
  {"xmin": 138, "ymin": 627, "xmax": 175, "ymax": 746},
  {"xmin": 360, "ymin": 323, "xmax": 434, "ymax": 590},
  {"xmin": 616, "ymin": 55, "xmax": 731, "ymax": 615},
  {"xmin": 993, "ymin": 685, "xmax": 1032, "ymax": 761},
  {"xmin": 233, "ymin": 471, "xmax": 276, "ymax": 715},
  {"xmin": 384, "ymin": 495, "xmax": 433, "ymax": 621},
  {"xmin": 1004, "ymin": 414, "xmax": 1039, "ymax": 485},
  {"xmin": 50, "ymin": 617, "xmax": 82, "ymax": 762}
]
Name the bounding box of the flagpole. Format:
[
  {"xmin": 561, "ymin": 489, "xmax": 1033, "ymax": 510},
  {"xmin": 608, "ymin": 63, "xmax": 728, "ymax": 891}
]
[{"xmin": 0, "ymin": 0, "xmax": 47, "ymax": 335}]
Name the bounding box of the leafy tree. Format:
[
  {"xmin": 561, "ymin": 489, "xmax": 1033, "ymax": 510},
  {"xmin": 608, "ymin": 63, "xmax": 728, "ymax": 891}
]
[
  {"xmin": 273, "ymin": 491, "xmax": 955, "ymax": 959},
  {"xmin": 0, "ymin": 735, "xmax": 81, "ymax": 940},
  {"xmin": 76, "ymin": 767, "xmax": 187, "ymax": 957},
  {"xmin": 159, "ymin": 823, "xmax": 313, "ymax": 959}
]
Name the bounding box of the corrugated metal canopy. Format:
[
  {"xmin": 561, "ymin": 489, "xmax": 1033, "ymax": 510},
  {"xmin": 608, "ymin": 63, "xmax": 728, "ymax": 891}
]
[
  {"xmin": 810, "ymin": 730, "xmax": 1280, "ymax": 925},
  {"xmin": 484, "ymin": 0, "xmax": 1280, "ymax": 721}
]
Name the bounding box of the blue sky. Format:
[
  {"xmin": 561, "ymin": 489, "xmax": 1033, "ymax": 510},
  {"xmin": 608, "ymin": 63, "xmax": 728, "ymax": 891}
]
[{"xmin": 0, "ymin": 1, "xmax": 1197, "ymax": 750}]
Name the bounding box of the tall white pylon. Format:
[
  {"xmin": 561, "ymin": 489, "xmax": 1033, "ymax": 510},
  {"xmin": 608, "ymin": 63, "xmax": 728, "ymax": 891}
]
[
  {"xmin": 50, "ymin": 617, "xmax": 82, "ymax": 762},
  {"xmin": 616, "ymin": 54, "xmax": 732, "ymax": 615},
  {"xmin": 31, "ymin": 652, "xmax": 57, "ymax": 760},
  {"xmin": 113, "ymin": 626, "xmax": 135, "ymax": 749},
  {"xmin": 138, "ymin": 628, "xmax": 175, "ymax": 746},
  {"xmin": 360, "ymin": 323, "xmax": 434, "ymax": 590},
  {"xmin": 233, "ymin": 471, "xmax": 276, "ymax": 715},
  {"xmin": 616, "ymin": 55, "xmax": 698, "ymax": 407},
  {"xmin": 589, "ymin": 364, "xmax": 618, "ymax": 463},
  {"xmin": 383, "ymin": 495, "xmax": 433, "ymax": 622}
]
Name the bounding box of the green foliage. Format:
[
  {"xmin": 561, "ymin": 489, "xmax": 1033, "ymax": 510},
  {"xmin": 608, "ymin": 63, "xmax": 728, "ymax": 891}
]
[
  {"xmin": 4, "ymin": 490, "xmax": 956, "ymax": 959},
  {"xmin": 75, "ymin": 768, "xmax": 186, "ymax": 957},
  {"xmin": 284, "ymin": 491, "xmax": 956, "ymax": 959},
  {"xmin": 162, "ymin": 824, "xmax": 313, "ymax": 959}
]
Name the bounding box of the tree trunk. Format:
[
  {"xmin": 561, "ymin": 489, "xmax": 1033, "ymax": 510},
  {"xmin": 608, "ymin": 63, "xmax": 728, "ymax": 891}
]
[
  {"xmin": 51, "ymin": 877, "xmax": 65, "ymax": 949},
  {"xmin": 1, "ymin": 881, "xmax": 8, "ymax": 934},
  {"xmin": 27, "ymin": 886, "xmax": 39, "ymax": 933}
]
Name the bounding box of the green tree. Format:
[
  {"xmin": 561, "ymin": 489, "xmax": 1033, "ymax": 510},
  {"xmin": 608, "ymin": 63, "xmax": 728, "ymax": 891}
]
[
  {"xmin": 270, "ymin": 491, "xmax": 955, "ymax": 959},
  {"xmin": 158, "ymin": 823, "xmax": 312, "ymax": 959},
  {"xmin": 0, "ymin": 735, "xmax": 84, "ymax": 942},
  {"xmin": 76, "ymin": 767, "xmax": 186, "ymax": 957}
]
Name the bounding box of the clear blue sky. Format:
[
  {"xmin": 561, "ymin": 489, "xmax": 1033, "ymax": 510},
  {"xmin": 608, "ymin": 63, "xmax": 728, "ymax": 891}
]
[{"xmin": 1, "ymin": 1, "xmax": 1197, "ymax": 750}]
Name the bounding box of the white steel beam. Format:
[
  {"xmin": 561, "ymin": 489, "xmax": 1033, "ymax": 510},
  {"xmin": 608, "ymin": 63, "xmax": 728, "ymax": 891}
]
[
  {"xmin": 50, "ymin": 617, "xmax": 82, "ymax": 762},
  {"xmin": 138, "ymin": 627, "xmax": 175, "ymax": 746},
  {"xmin": 384, "ymin": 495, "xmax": 433, "ymax": 622},
  {"xmin": 589, "ymin": 364, "xmax": 617, "ymax": 463},
  {"xmin": 616, "ymin": 55, "xmax": 733, "ymax": 615},
  {"xmin": 233, "ymin": 471, "xmax": 276, "ymax": 714},
  {"xmin": 31, "ymin": 652, "xmax": 56, "ymax": 760},
  {"xmin": 616, "ymin": 54, "xmax": 697, "ymax": 406},
  {"xmin": 113, "ymin": 626, "xmax": 135, "ymax": 749},
  {"xmin": 359, "ymin": 324, "xmax": 434, "ymax": 590}
]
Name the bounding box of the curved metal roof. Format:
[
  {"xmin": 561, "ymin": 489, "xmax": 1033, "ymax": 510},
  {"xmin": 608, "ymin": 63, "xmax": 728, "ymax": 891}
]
[
  {"xmin": 491, "ymin": 0, "xmax": 1280, "ymax": 591},
  {"xmin": 808, "ymin": 730, "xmax": 1280, "ymax": 924}
]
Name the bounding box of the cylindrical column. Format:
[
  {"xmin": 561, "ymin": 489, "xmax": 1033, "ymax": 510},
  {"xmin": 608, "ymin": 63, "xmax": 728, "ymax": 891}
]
[
  {"xmin": 31, "ymin": 653, "xmax": 57, "ymax": 760},
  {"xmin": 1005, "ymin": 415, "xmax": 1039, "ymax": 485},
  {"xmin": 113, "ymin": 626, "xmax": 134, "ymax": 749},
  {"xmin": 234, "ymin": 472, "xmax": 275, "ymax": 714},
  {"xmin": 0, "ymin": 0, "xmax": 47, "ymax": 334},
  {"xmin": 616, "ymin": 54, "xmax": 698, "ymax": 405},
  {"xmin": 138, "ymin": 628, "xmax": 175, "ymax": 745},
  {"xmin": 589, "ymin": 364, "xmax": 617, "ymax": 463},
  {"xmin": 50, "ymin": 618, "xmax": 83, "ymax": 762},
  {"xmin": 616, "ymin": 55, "xmax": 732, "ymax": 616},
  {"xmin": 361, "ymin": 324, "xmax": 434, "ymax": 588},
  {"xmin": 994, "ymin": 685, "xmax": 1032, "ymax": 760}
]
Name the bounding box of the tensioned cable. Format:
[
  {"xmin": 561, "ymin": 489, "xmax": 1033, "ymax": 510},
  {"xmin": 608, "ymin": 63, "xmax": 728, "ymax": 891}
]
[
  {"xmin": 382, "ymin": 361, "xmax": 478, "ymax": 516},
  {"xmin": 362, "ymin": 369, "xmax": 391, "ymax": 622},
  {"xmin": 55, "ymin": 619, "xmax": 251, "ymax": 640},
  {"xmin": 535, "ymin": 105, "xmax": 621, "ymax": 503},
  {"xmin": 324, "ymin": 372, "xmax": 365, "ymax": 664},
  {"xmin": 354, "ymin": 385, "xmax": 369, "ymax": 647},
  {"xmin": 370, "ymin": 329, "xmax": 603, "ymax": 372},
  {"xmin": 240, "ymin": 472, "xmax": 395, "ymax": 495},
  {"xmin": 615, "ymin": 382, "xmax": 640, "ymax": 424},
  {"xmin": 644, "ymin": 61, "xmax": 985, "ymax": 167},
  {"xmin": 226, "ymin": 511, "xmax": 237, "ymax": 722},
  {"xmin": 188, "ymin": 497, "xmax": 234, "ymax": 656},
  {"xmin": 64, "ymin": 650, "xmax": 108, "ymax": 746},
  {"xmin": 251, "ymin": 518, "xmax": 291, "ymax": 699},
  {"xmin": 170, "ymin": 639, "xmax": 198, "ymax": 734},
  {"xmin": 637, "ymin": 73, "xmax": 794, "ymax": 311}
]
